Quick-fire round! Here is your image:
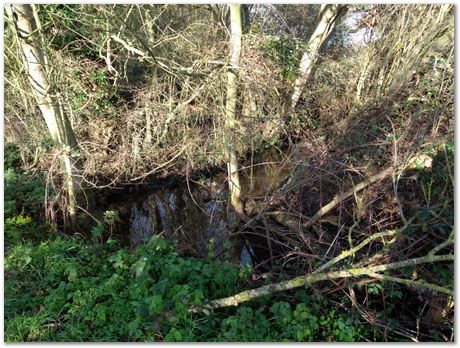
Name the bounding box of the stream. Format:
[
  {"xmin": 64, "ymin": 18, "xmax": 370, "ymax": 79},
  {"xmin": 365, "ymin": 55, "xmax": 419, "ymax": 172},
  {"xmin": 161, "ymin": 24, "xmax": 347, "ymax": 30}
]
[{"xmin": 108, "ymin": 147, "xmax": 295, "ymax": 265}]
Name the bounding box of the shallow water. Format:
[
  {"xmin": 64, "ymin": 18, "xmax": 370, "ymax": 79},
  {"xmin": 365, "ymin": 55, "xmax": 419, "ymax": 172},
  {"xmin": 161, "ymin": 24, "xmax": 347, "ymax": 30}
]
[
  {"xmin": 119, "ymin": 147, "xmax": 294, "ymax": 262},
  {"xmin": 128, "ymin": 183, "xmax": 228, "ymax": 257}
]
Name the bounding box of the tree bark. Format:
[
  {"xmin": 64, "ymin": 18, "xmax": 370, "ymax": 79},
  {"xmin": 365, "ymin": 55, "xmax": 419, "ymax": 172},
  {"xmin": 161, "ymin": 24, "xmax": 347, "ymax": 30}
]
[
  {"xmin": 290, "ymin": 5, "xmax": 347, "ymax": 110},
  {"xmin": 225, "ymin": 4, "xmax": 245, "ymax": 217},
  {"xmin": 6, "ymin": 4, "xmax": 82, "ymax": 227}
]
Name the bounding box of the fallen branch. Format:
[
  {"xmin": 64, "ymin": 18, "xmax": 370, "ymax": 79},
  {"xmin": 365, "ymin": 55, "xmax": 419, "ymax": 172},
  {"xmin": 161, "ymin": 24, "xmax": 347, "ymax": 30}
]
[
  {"xmin": 304, "ymin": 166, "xmax": 394, "ymax": 228},
  {"xmin": 303, "ymin": 152, "xmax": 435, "ymax": 228},
  {"xmin": 263, "ymin": 167, "xmax": 395, "ymax": 233},
  {"xmin": 269, "ymin": 153, "xmax": 433, "ymax": 231},
  {"xmin": 189, "ymin": 253, "xmax": 453, "ymax": 313}
]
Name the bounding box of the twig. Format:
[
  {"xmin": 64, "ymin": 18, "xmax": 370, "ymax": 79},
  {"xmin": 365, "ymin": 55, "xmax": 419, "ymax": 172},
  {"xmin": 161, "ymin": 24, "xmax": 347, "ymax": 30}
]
[
  {"xmin": 428, "ymin": 229, "xmax": 454, "ymax": 256},
  {"xmin": 130, "ymin": 144, "xmax": 188, "ymax": 182},
  {"xmin": 76, "ymin": 205, "xmax": 99, "ymax": 223},
  {"xmin": 314, "ymin": 229, "xmax": 399, "ymax": 273},
  {"xmin": 154, "ymin": 76, "xmax": 216, "ymax": 147},
  {"xmin": 110, "ymin": 34, "xmax": 148, "ymax": 58},
  {"xmin": 321, "ymin": 223, "xmax": 346, "ymax": 264}
]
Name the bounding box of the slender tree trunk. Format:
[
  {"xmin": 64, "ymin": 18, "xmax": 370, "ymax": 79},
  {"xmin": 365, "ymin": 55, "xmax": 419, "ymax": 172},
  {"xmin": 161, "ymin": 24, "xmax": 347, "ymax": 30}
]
[
  {"xmin": 225, "ymin": 4, "xmax": 245, "ymax": 217},
  {"xmin": 144, "ymin": 5, "xmax": 156, "ymax": 43},
  {"xmin": 6, "ymin": 4, "xmax": 82, "ymax": 227},
  {"xmin": 290, "ymin": 4, "xmax": 347, "ymax": 110},
  {"xmin": 356, "ymin": 51, "xmax": 370, "ymax": 103}
]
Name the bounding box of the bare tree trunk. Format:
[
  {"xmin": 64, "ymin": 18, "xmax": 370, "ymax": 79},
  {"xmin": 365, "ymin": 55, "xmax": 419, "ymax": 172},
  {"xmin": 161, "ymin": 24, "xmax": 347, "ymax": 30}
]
[
  {"xmin": 6, "ymin": 4, "xmax": 82, "ymax": 227},
  {"xmin": 144, "ymin": 5, "xmax": 156, "ymax": 44},
  {"xmin": 356, "ymin": 51, "xmax": 370, "ymax": 103},
  {"xmin": 290, "ymin": 4, "xmax": 347, "ymax": 110},
  {"xmin": 225, "ymin": 4, "xmax": 245, "ymax": 217}
]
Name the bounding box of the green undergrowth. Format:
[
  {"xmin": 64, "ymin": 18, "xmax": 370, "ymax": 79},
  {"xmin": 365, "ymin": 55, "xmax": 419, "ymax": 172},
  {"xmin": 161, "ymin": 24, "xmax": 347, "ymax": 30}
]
[
  {"xmin": 5, "ymin": 232, "xmax": 371, "ymax": 342},
  {"xmin": 4, "ymin": 144, "xmax": 48, "ymax": 247},
  {"xmin": 4, "ymin": 161, "xmax": 368, "ymax": 342}
]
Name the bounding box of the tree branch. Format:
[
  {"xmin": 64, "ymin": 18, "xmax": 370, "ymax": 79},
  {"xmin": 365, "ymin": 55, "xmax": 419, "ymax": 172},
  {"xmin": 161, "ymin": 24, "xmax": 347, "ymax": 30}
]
[
  {"xmin": 304, "ymin": 166, "xmax": 393, "ymax": 228},
  {"xmin": 367, "ymin": 272, "xmax": 453, "ymax": 296},
  {"xmin": 189, "ymin": 253, "xmax": 453, "ymax": 313},
  {"xmin": 428, "ymin": 229, "xmax": 454, "ymax": 256}
]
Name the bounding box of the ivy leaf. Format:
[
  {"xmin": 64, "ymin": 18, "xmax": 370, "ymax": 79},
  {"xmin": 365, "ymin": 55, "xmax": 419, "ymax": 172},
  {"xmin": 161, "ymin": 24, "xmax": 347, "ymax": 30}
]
[
  {"xmin": 67, "ymin": 265, "xmax": 78, "ymax": 282},
  {"xmin": 148, "ymin": 295, "xmax": 164, "ymax": 315},
  {"xmin": 165, "ymin": 328, "xmax": 183, "ymax": 341},
  {"xmin": 131, "ymin": 258, "xmax": 147, "ymax": 278}
]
